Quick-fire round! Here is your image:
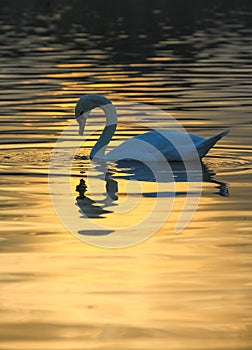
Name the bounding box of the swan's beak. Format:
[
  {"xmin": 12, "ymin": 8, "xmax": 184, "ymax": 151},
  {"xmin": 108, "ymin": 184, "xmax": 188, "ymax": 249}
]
[{"xmin": 78, "ymin": 118, "xmax": 86, "ymax": 136}]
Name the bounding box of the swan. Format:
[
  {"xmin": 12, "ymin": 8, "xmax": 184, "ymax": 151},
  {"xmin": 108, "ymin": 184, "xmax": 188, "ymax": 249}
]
[{"xmin": 75, "ymin": 94, "xmax": 229, "ymax": 162}]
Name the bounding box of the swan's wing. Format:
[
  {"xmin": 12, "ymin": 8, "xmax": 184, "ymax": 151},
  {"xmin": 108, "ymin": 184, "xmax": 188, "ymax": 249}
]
[
  {"xmin": 136, "ymin": 130, "xmax": 203, "ymax": 161},
  {"xmin": 135, "ymin": 130, "xmax": 177, "ymax": 149},
  {"xmin": 106, "ymin": 129, "xmax": 228, "ymax": 162},
  {"xmin": 136, "ymin": 129, "xmax": 203, "ymax": 146},
  {"xmin": 158, "ymin": 130, "xmax": 229, "ymax": 160},
  {"xmin": 195, "ymin": 130, "xmax": 229, "ymax": 158},
  {"xmin": 107, "ymin": 130, "xmax": 203, "ymax": 162},
  {"xmin": 106, "ymin": 137, "xmax": 163, "ymax": 162}
]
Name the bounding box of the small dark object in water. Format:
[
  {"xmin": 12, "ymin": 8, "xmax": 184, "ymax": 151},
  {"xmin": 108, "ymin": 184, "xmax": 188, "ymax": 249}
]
[{"xmin": 76, "ymin": 179, "xmax": 87, "ymax": 199}]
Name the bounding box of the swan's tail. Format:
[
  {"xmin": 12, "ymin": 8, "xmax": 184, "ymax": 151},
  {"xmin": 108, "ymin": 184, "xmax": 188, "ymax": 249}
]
[{"xmin": 198, "ymin": 130, "xmax": 230, "ymax": 158}]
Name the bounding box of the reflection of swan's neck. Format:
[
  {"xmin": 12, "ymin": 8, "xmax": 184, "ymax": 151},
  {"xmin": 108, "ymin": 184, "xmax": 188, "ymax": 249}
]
[{"xmin": 90, "ymin": 103, "xmax": 117, "ymax": 160}]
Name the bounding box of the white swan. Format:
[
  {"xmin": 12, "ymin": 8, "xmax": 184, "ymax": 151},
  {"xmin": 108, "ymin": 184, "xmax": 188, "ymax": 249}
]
[{"xmin": 75, "ymin": 94, "xmax": 229, "ymax": 162}]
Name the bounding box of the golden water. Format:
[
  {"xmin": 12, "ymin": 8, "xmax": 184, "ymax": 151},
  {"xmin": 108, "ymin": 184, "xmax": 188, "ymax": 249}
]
[{"xmin": 0, "ymin": 2, "xmax": 251, "ymax": 349}]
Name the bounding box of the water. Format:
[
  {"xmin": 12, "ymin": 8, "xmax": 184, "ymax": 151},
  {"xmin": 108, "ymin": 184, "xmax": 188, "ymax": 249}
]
[{"xmin": 0, "ymin": 1, "xmax": 252, "ymax": 348}]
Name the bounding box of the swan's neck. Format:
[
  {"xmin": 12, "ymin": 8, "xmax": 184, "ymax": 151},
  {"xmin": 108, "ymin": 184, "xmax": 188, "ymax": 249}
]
[{"xmin": 90, "ymin": 104, "xmax": 117, "ymax": 160}]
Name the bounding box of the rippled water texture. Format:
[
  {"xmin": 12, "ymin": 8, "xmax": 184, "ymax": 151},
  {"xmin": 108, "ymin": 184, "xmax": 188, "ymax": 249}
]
[{"xmin": 0, "ymin": 1, "xmax": 252, "ymax": 349}]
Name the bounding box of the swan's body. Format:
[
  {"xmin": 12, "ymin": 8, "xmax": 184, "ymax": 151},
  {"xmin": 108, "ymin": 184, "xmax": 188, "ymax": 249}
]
[
  {"xmin": 75, "ymin": 94, "xmax": 229, "ymax": 162},
  {"xmin": 105, "ymin": 129, "xmax": 228, "ymax": 162}
]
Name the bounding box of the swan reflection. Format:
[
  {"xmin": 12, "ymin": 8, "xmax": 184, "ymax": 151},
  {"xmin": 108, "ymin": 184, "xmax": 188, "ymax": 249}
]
[
  {"xmin": 75, "ymin": 161, "xmax": 229, "ymax": 226},
  {"xmin": 75, "ymin": 178, "xmax": 118, "ymax": 219}
]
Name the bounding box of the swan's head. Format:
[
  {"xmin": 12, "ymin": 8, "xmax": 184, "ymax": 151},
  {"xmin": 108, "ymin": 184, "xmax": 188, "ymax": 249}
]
[{"xmin": 75, "ymin": 94, "xmax": 112, "ymax": 135}]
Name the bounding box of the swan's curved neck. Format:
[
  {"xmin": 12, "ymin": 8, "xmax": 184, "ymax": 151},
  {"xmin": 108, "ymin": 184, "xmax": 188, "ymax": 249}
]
[{"xmin": 90, "ymin": 103, "xmax": 117, "ymax": 160}]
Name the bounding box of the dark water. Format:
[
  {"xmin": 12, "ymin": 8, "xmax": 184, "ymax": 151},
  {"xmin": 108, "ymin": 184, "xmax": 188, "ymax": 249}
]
[{"xmin": 0, "ymin": 1, "xmax": 252, "ymax": 349}]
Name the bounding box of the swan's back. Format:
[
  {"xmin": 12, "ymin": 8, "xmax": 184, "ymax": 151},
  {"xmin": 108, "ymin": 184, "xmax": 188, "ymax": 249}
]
[
  {"xmin": 104, "ymin": 129, "xmax": 229, "ymax": 162},
  {"xmin": 106, "ymin": 130, "xmax": 203, "ymax": 162}
]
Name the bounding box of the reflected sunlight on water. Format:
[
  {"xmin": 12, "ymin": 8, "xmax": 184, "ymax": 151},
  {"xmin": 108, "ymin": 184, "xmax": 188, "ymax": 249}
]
[{"xmin": 0, "ymin": 0, "xmax": 252, "ymax": 349}]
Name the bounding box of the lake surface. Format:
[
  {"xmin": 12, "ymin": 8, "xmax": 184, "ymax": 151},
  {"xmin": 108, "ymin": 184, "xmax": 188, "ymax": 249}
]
[{"xmin": 0, "ymin": 1, "xmax": 252, "ymax": 349}]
